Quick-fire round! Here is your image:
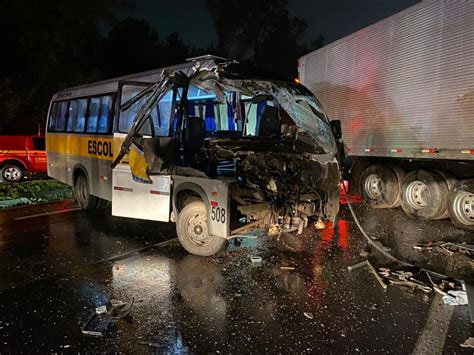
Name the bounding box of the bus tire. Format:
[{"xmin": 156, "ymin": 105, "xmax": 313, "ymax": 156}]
[
  {"xmin": 1, "ymin": 163, "xmax": 24, "ymax": 183},
  {"xmin": 401, "ymin": 170, "xmax": 448, "ymax": 220},
  {"xmin": 360, "ymin": 164, "xmax": 401, "ymax": 208},
  {"xmin": 447, "ymin": 179, "xmax": 474, "ymax": 231},
  {"xmin": 75, "ymin": 174, "xmax": 98, "ymax": 210},
  {"xmin": 176, "ymin": 201, "xmax": 226, "ymax": 256}
]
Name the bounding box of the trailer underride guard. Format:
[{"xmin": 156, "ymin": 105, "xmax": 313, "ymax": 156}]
[{"xmin": 111, "ymin": 57, "xmax": 341, "ymax": 256}]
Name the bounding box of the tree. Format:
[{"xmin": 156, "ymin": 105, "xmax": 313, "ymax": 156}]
[
  {"xmin": 0, "ymin": 0, "xmax": 131, "ymax": 133},
  {"xmin": 206, "ymin": 0, "xmax": 309, "ymax": 79},
  {"xmin": 99, "ymin": 18, "xmax": 162, "ymax": 78}
]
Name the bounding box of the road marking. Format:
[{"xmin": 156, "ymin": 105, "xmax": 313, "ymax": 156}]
[{"xmin": 14, "ymin": 208, "xmax": 81, "ymax": 220}]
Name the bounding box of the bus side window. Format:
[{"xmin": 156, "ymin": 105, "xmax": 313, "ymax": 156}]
[
  {"xmin": 48, "ymin": 102, "xmax": 58, "ymax": 131},
  {"xmin": 75, "ymin": 98, "xmax": 88, "ymax": 133},
  {"xmin": 98, "ymin": 95, "xmax": 113, "ymax": 133},
  {"xmin": 66, "ymin": 100, "xmax": 78, "ymax": 132},
  {"xmin": 55, "ymin": 101, "xmax": 69, "ymax": 132},
  {"xmin": 87, "ymin": 97, "xmax": 101, "ymax": 133}
]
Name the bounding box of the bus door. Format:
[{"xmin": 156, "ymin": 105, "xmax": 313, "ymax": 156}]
[{"xmin": 112, "ymin": 81, "xmax": 171, "ymax": 222}]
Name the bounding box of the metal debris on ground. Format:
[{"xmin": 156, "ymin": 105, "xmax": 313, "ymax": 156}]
[
  {"xmin": 81, "ymin": 298, "xmax": 134, "ymax": 337},
  {"xmin": 378, "ymin": 269, "xmax": 432, "ymax": 293},
  {"xmin": 280, "ymin": 266, "xmax": 295, "ymax": 270},
  {"xmin": 303, "ymin": 312, "xmax": 314, "ymax": 319},
  {"xmin": 348, "ymin": 260, "xmax": 387, "ymax": 289},
  {"xmin": 461, "ymin": 337, "xmax": 474, "ymax": 348},
  {"xmin": 413, "ymin": 241, "xmax": 474, "ymax": 257},
  {"xmin": 250, "ymin": 256, "xmax": 262, "ymax": 265}
]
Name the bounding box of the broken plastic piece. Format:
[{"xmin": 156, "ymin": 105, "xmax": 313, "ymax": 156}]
[
  {"xmin": 250, "ymin": 256, "xmax": 262, "ymax": 265},
  {"xmin": 443, "ymin": 290, "xmax": 468, "ymax": 306},
  {"xmin": 95, "ymin": 305, "xmax": 107, "ymax": 315},
  {"xmin": 314, "ymin": 219, "xmax": 325, "ymax": 230}
]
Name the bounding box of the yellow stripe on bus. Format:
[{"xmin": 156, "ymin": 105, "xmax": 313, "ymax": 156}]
[{"xmin": 46, "ymin": 134, "xmax": 117, "ymax": 161}]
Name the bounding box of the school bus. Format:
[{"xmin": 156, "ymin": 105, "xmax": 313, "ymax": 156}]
[{"xmin": 46, "ymin": 55, "xmax": 341, "ymax": 256}]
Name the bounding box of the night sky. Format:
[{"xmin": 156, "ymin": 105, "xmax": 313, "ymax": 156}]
[{"xmin": 132, "ymin": 0, "xmax": 421, "ymax": 48}]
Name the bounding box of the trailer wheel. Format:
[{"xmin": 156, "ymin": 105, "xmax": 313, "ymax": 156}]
[
  {"xmin": 447, "ymin": 179, "xmax": 474, "ymax": 231},
  {"xmin": 433, "ymin": 170, "xmax": 456, "ymax": 219},
  {"xmin": 176, "ymin": 201, "xmax": 226, "ymax": 256},
  {"xmin": 1, "ymin": 163, "xmax": 23, "ymax": 182},
  {"xmin": 360, "ymin": 164, "xmax": 402, "ymax": 208},
  {"xmin": 401, "ymin": 170, "xmax": 448, "ymax": 220},
  {"xmin": 74, "ymin": 174, "xmax": 98, "ymax": 210}
]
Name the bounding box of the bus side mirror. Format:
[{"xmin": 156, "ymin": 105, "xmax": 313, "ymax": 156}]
[{"xmin": 330, "ymin": 120, "xmax": 342, "ymax": 140}]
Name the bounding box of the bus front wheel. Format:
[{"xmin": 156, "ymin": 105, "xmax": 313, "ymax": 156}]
[
  {"xmin": 176, "ymin": 201, "xmax": 226, "ymax": 256},
  {"xmin": 75, "ymin": 175, "xmax": 98, "ymax": 210}
]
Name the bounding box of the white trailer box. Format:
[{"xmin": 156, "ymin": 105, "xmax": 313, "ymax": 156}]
[
  {"xmin": 299, "ymin": 0, "xmax": 474, "ymax": 161},
  {"xmin": 299, "ymin": 0, "xmax": 474, "ymax": 230}
]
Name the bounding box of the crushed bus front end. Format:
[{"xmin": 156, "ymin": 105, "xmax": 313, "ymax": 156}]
[{"xmin": 114, "ymin": 57, "xmax": 340, "ymax": 254}]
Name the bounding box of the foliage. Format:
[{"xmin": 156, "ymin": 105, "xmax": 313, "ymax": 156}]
[
  {"xmin": 206, "ymin": 0, "xmax": 315, "ymax": 79},
  {"xmin": 0, "ymin": 0, "xmax": 131, "ymax": 132},
  {"xmin": 99, "ymin": 19, "xmax": 191, "ymax": 78},
  {"xmin": 0, "ymin": 0, "xmax": 323, "ymax": 133},
  {"xmin": 0, "ymin": 180, "xmax": 72, "ymax": 202}
]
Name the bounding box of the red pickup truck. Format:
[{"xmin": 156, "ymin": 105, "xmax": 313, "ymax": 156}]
[{"xmin": 0, "ymin": 136, "xmax": 47, "ymax": 182}]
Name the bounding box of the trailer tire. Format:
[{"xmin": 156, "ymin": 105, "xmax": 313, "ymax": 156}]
[
  {"xmin": 433, "ymin": 170, "xmax": 456, "ymax": 219},
  {"xmin": 74, "ymin": 174, "xmax": 98, "ymax": 210},
  {"xmin": 360, "ymin": 164, "xmax": 401, "ymax": 208},
  {"xmin": 447, "ymin": 179, "xmax": 474, "ymax": 231},
  {"xmin": 176, "ymin": 201, "xmax": 226, "ymax": 256},
  {"xmin": 401, "ymin": 170, "xmax": 448, "ymax": 220}
]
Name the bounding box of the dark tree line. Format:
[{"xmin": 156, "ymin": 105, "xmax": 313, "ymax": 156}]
[{"xmin": 0, "ymin": 0, "xmax": 323, "ymax": 134}]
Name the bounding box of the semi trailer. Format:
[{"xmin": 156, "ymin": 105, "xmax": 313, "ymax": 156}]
[{"xmin": 299, "ymin": 0, "xmax": 474, "ymax": 230}]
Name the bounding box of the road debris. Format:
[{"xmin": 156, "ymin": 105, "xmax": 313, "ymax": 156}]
[
  {"xmin": 414, "ymin": 241, "xmax": 474, "ymax": 257},
  {"xmin": 379, "ymin": 269, "xmax": 432, "ymax": 293},
  {"xmin": 461, "ymin": 337, "xmax": 474, "ymax": 348},
  {"xmin": 81, "ymin": 298, "xmax": 134, "ymax": 337},
  {"xmin": 442, "ymin": 290, "xmax": 468, "ymax": 306},
  {"xmin": 348, "ymin": 260, "xmax": 387, "ymax": 289},
  {"xmin": 280, "ymin": 266, "xmax": 296, "ymax": 271},
  {"xmin": 303, "ymin": 312, "xmax": 314, "ymax": 319},
  {"xmin": 250, "ymin": 256, "xmax": 262, "ymax": 265}
]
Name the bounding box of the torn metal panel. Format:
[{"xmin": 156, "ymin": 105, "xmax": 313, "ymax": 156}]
[{"xmin": 114, "ymin": 56, "xmax": 341, "ymax": 237}]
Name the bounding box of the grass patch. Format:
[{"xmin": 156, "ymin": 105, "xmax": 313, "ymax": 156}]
[{"xmin": 0, "ymin": 179, "xmax": 73, "ymax": 202}]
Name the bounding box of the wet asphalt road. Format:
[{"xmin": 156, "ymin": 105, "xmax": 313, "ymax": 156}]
[{"xmin": 0, "ymin": 200, "xmax": 472, "ymax": 353}]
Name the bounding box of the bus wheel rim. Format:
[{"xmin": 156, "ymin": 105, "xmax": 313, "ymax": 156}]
[
  {"xmin": 452, "ymin": 190, "xmax": 474, "ymax": 225},
  {"xmin": 364, "ymin": 174, "xmax": 383, "ymax": 199},
  {"xmin": 4, "ymin": 167, "xmax": 20, "ymax": 181},
  {"xmin": 186, "ymin": 212, "xmax": 211, "ymax": 246},
  {"xmin": 406, "ymin": 180, "xmax": 429, "ymax": 210}
]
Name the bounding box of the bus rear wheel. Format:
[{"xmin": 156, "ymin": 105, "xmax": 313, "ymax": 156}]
[
  {"xmin": 75, "ymin": 175, "xmax": 98, "ymax": 210},
  {"xmin": 176, "ymin": 201, "xmax": 226, "ymax": 256}
]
